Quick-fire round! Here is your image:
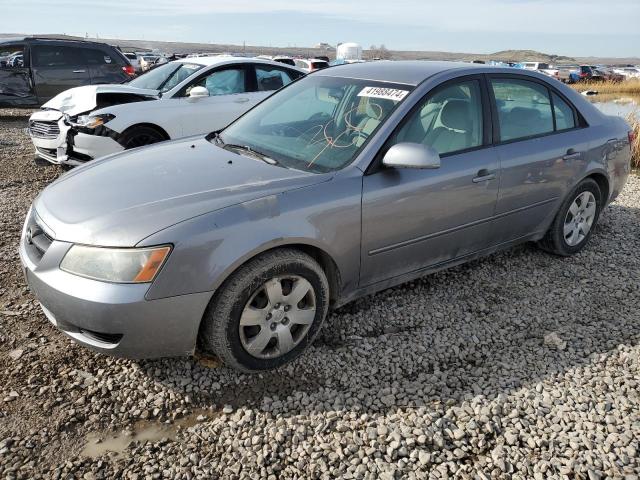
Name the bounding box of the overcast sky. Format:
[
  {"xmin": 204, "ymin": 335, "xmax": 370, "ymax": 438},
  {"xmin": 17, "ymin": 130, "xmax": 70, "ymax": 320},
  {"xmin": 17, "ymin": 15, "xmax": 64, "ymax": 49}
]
[{"xmin": 3, "ymin": 0, "xmax": 639, "ymax": 57}]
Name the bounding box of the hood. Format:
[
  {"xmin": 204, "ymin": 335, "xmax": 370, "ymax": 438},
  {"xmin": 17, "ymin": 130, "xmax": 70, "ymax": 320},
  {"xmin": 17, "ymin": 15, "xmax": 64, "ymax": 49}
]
[
  {"xmin": 41, "ymin": 84, "xmax": 159, "ymax": 116},
  {"xmin": 34, "ymin": 137, "xmax": 331, "ymax": 246}
]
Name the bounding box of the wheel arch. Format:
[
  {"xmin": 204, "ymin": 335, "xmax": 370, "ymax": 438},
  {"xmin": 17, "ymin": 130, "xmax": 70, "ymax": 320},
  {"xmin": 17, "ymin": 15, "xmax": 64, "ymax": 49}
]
[
  {"xmin": 209, "ymin": 241, "xmax": 343, "ymax": 309},
  {"xmin": 584, "ymin": 171, "xmax": 610, "ymax": 205},
  {"xmin": 120, "ymin": 122, "xmax": 171, "ymax": 142}
]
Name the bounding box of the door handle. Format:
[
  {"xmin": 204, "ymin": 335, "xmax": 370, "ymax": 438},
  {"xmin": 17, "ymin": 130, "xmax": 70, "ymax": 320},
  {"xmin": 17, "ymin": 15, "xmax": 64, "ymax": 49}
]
[
  {"xmin": 472, "ymin": 169, "xmax": 496, "ymax": 183},
  {"xmin": 72, "ymin": 70, "xmax": 86, "ymax": 73},
  {"xmin": 563, "ymin": 148, "xmax": 581, "ymax": 161},
  {"xmin": 234, "ymin": 97, "xmax": 250, "ymax": 103}
]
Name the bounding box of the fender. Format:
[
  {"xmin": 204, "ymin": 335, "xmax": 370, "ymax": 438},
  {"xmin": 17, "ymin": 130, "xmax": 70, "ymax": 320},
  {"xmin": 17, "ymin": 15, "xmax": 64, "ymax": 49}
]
[{"xmin": 140, "ymin": 175, "xmax": 363, "ymax": 302}]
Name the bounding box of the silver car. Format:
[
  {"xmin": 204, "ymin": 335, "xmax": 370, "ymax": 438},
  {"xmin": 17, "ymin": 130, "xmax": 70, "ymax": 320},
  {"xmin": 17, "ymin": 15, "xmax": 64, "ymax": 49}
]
[{"xmin": 20, "ymin": 61, "xmax": 632, "ymax": 371}]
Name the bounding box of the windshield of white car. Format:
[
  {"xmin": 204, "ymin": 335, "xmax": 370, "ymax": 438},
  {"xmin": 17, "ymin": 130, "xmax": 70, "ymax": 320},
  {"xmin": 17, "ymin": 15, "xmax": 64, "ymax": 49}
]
[
  {"xmin": 127, "ymin": 62, "xmax": 203, "ymax": 92},
  {"xmin": 218, "ymin": 76, "xmax": 412, "ymax": 173}
]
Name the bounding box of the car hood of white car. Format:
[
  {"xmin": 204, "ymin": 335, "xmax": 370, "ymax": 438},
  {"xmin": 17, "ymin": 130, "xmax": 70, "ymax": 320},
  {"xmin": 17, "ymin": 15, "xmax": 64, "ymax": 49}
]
[
  {"xmin": 34, "ymin": 136, "xmax": 333, "ymax": 246},
  {"xmin": 41, "ymin": 84, "xmax": 160, "ymax": 116}
]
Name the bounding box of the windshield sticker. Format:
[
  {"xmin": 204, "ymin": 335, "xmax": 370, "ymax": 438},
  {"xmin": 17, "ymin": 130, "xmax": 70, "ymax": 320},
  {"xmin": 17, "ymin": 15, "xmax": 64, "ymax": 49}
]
[{"xmin": 357, "ymin": 86, "xmax": 409, "ymax": 102}]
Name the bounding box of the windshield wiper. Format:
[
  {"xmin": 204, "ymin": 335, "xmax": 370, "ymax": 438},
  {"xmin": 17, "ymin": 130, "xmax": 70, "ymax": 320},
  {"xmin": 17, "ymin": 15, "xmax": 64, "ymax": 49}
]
[{"xmin": 224, "ymin": 143, "xmax": 280, "ymax": 166}]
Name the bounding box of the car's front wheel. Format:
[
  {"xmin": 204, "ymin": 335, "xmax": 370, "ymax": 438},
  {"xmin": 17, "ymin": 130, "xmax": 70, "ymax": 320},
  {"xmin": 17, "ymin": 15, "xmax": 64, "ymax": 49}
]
[
  {"xmin": 539, "ymin": 178, "xmax": 602, "ymax": 256},
  {"xmin": 199, "ymin": 249, "xmax": 330, "ymax": 371}
]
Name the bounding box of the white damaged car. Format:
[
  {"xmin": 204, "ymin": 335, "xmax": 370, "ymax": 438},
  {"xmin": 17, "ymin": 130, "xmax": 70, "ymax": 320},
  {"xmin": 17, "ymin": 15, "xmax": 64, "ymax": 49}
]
[{"xmin": 27, "ymin": 56, "xmax": 304, "ymax": 166}]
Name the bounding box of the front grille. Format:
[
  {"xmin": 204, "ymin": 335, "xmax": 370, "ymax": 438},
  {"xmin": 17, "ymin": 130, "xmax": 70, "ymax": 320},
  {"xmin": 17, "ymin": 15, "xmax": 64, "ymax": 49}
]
[
  {"xmin": 24, "ymin": 210, "xmax": 55, "ymax": 263},
  {"xmin": 29, "ymin": 120, "xmax": 60, "ymax": 139}
]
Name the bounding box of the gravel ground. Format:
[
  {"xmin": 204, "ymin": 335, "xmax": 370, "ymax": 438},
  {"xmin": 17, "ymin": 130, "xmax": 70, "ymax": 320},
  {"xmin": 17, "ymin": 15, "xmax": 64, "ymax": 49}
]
[{"xmin": 1, "ymin": 107, "xmax": 639, "ymax": 479}]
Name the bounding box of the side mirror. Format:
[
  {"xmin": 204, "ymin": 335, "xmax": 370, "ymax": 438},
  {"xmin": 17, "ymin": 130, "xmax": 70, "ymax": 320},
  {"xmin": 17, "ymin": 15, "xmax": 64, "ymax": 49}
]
[
  {"xmin": 188, "ymin": 86, "xmax": 209, "ymax": 99},
  {"xmin": 382, "ymin": 143, "xmax": 441, "ymax": 169}
]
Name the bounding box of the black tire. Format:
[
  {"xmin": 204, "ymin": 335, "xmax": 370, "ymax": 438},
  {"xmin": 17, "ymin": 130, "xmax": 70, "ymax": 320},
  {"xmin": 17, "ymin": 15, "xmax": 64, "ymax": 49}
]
[
  {"xmin": 119, "ymin": 125, "xmax": 166, "ymax": 149},
  {"xmin": 199, "ymin": 249, "xmax": 330, "ymax": 371},
  {"xmin": 538, "ymin": 178, "xmax": 602, "ymax": 256}
]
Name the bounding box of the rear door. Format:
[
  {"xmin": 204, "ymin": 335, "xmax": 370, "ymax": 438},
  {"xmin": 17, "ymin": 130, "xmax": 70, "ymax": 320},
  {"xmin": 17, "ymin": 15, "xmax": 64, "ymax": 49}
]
[
  {"xmin": 0, "ymin": 42, "xmax": 37, "ymax": 106},
  {"xmin": 487, "ymin": 75, "xmax": 587, "ymax": 244},
  {"xmin": 31, "ymin": 43, "xmax": 91, "ymax": 102},
  {"xmin": 81, "ymin": 46, "xmax": 128, "ymax": 85}
]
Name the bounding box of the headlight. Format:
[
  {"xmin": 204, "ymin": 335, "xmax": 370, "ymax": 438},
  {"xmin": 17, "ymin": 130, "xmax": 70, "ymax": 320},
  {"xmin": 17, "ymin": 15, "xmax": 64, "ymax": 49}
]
[
  {"xmin": 60, "ymin": 245, "xmax": 171, "ymax": 283},
  {"xmin": 71, "ymin": 113, "xmax": 115, "ymax": 129}
]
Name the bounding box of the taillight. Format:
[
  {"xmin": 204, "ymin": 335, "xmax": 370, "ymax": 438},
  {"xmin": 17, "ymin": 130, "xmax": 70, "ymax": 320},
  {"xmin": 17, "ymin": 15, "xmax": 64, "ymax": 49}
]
[
  {"xmin": 122, "ymin": 65, "xmax": 135, "ymax": 76},
  {"xmin": 629, "ymin": 130, "xmax": 637, "ymax": 144}
]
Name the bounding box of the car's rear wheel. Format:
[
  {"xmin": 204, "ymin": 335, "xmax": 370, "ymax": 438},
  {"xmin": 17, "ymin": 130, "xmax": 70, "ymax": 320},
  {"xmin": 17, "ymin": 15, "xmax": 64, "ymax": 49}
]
[
  {"xmin": 199, "ymin": 249, "xmax": 330, "ymax": 371},
  {"xmin": 119, "ymin": 125, "xmax": 166, "ymax": 149},
  {"xmin": 538, "ymin": 178, "xmax": 602, "ymax": 256}
]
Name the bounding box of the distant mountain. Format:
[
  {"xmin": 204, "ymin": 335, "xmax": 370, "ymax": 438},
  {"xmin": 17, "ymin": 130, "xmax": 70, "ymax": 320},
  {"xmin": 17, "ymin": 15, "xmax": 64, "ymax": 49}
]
[{"xmin": 488, "ymin": 50, "xmax": 575, "ymax": 62}]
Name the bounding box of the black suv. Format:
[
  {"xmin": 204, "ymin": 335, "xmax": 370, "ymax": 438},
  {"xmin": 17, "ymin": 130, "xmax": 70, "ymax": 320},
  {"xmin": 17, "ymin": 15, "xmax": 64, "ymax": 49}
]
[{"xmin": 0, "ymin": 37, "xmax": 135, "ymax": 107}]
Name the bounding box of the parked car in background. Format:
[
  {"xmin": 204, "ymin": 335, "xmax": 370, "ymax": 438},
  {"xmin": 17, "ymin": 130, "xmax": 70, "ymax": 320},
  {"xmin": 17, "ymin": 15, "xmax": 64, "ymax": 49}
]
[
  {"xmin": 577, "ymin": 65, "xmax": 596, "ymax": 81},
  {"xmin": 294, "ymin": 58, "xmax": 329, "ymax": 73},
  {"xmin": 27, "ymin": 57, "xmax": 304, "ymax": 165},
  {"xmin": 556, "ymin": 65, "xmax": 579, "ymax": 83},
  {"xmin": 613, "ymin": 67, "xmax": 640, "ymax": 79},
  {"xmin": 0, "ymin": 37, "xmax": 134, "ymax": 107},
  {"xmin": 257, "ymin": 55, "xmax": 296, "ymax": 67},
  {"xmin": 123, "ymin": 52, "xmax": 141, "ymax": 73},
  {"xmin": 139, "ymin": 55, "xmax": 159, "ymax": 72},
  {"xmin": 521, "ymin": 62, "xmax": 551, "ymax": 71},
  {"xmin": 21, "ymin": 61, "xmax": 631, "ymax": 370},
  {"xmin": 592, "ymin": 67, "xmax": 624, "ymax": 82}
]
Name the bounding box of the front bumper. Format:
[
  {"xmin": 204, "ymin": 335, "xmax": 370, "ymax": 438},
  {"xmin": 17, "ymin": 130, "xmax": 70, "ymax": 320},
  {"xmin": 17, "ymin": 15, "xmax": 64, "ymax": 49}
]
[
  {"xmin": 18, "ymin": 212, "xmax": 212, "ymax": 359},
  {"xmin": 29, "ymin": 111, "xmax": 124, "ymax": 167}
]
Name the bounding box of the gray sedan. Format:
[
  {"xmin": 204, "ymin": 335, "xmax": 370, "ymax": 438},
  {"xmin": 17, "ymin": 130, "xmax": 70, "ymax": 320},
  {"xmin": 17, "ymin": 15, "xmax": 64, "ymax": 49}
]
[{"xmin": 20, "ymin": 61, "xmax": 632, "ymax": 371}]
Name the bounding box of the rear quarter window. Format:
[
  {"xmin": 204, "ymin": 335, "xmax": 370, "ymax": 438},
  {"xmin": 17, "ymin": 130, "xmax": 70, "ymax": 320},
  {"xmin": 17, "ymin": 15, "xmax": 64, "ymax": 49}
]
[{"xmin": 82, "ymin": 48, "xmax": 119, "ymax": 65}]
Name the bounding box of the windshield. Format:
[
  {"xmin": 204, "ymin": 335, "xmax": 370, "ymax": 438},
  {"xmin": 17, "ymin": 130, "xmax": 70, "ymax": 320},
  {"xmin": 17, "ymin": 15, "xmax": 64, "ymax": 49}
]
[
  {"xmin": 127, "ymin": 62, "xmax": 203, "ymax": 91},
  {"xmin": 219, "ymin": 76, "xmax": 412, "ymax": 173}
]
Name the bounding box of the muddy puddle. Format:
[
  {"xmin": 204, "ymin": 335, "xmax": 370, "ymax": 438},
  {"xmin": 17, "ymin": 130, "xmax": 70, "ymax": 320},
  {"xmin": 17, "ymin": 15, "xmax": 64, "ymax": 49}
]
[{"xmin": 81, "ymin": 408, "xmax": 215, "ymax": 458}]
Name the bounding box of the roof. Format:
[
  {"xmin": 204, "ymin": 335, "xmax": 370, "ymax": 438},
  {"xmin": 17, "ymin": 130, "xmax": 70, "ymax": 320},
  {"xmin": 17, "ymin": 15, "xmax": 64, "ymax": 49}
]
[
  {"xmin": 175, "ymin": 55, "xmax": 303, "ymax": 69},
  {"xmin": 0, "ymin": 36, "xmax": 113, "ymax": 47},
  {"xmin": 316, "ymin": 60, "xmax": 483, "ymax": 85}
]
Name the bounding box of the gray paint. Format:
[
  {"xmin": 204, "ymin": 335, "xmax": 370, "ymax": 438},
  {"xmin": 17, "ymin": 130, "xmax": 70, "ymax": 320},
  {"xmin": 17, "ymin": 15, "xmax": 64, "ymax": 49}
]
[{"xmin": 20, "ymin": 61, "xmax": 632, "ymax": 358}]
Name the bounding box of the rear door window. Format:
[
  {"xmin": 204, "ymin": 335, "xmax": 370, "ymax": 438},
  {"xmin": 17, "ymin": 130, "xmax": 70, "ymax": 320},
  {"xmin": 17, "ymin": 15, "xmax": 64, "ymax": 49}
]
[
  {"xmin": 255, "ymin": 65, "xmax": 300, "ymax": 91},
  {"xmin": 491, "ymin": 78, "xmax": 554, "ymax": 142},
  {"xmin": 32, "ymin": 45, "xmax": 85, "ymax": 67}
]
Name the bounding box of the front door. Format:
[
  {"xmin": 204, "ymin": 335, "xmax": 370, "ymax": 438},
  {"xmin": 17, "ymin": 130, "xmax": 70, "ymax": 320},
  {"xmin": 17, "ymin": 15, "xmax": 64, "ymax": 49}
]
[
  {"xmin": 173, "ymin": 65, "xmax": 259, "ymax": 136},
  {"xmin": 360, "ymin": 78, "xmax": 499, "ymax": 286}
]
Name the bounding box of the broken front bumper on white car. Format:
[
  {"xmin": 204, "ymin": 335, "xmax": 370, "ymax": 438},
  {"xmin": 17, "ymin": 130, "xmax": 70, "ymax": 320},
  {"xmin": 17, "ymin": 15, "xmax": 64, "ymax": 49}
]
[{"xmin": 27, "ymin": 110, "xmax": 124, "ymax": 166}]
